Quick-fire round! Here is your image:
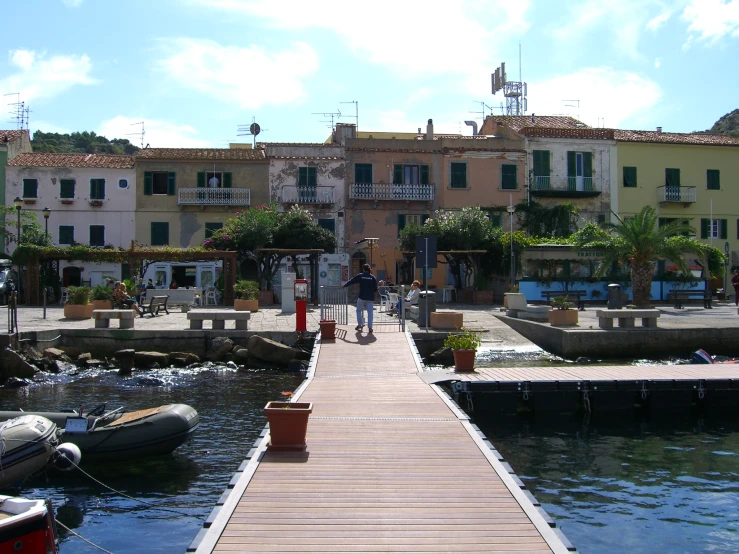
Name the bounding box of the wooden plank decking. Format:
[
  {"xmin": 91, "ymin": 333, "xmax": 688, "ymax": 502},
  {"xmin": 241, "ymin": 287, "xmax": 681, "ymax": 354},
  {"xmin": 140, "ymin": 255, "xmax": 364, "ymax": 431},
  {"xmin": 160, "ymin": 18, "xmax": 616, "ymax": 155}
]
[{"xmin": 195, "ymin": 325, "xmax": 572, "ymax": 553}]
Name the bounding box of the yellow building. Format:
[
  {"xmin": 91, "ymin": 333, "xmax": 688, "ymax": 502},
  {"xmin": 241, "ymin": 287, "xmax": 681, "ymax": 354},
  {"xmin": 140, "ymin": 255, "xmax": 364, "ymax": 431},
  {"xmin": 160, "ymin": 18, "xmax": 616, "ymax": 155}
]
[{"xmin": 613, "ymin": 130, "xmax": 739, "ymax": 268}]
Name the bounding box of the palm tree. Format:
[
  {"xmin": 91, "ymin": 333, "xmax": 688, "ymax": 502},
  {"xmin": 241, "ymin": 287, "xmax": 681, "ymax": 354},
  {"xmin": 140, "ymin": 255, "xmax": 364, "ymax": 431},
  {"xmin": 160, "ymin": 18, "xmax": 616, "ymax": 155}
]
[{"xmin": 574, "ymin": 206, "xmax": 706, "ymax": 307}]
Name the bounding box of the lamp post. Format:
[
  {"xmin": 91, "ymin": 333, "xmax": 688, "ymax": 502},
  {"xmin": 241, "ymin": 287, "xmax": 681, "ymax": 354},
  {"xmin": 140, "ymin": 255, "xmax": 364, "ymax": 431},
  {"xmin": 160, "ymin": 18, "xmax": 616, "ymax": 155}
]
[
  {"xmin": 362, "ymin": 238, "xmax": 379, "ymax": 268},
  {"xmin": 507, "ymin": 196, "xmax": 516, "ymax": 287},
  {"xmin": 43, "ymin": 207, "xmax": 51, "ymax": 241},
  {"xmin": 13, "ymin": 197, "xmax": 22, "ymax": 246}
]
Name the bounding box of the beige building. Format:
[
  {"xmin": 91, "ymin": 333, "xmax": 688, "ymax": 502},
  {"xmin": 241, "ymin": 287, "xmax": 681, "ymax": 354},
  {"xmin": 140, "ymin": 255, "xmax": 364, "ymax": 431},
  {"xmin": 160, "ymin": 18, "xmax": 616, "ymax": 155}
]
[
  {"xmin": 1, "ymin": 130, "xmax": 33, "ymax": 248},
  {"xmin": 134, "ymin": 148, "xmax": 268, "ymax": 248}
]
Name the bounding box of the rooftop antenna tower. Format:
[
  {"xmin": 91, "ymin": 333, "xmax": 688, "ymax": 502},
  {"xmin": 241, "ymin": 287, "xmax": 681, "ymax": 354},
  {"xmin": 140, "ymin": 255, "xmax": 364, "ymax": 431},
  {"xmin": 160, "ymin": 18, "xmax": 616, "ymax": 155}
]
[
  {"xmin": 237, "ymin": 116, "xmax": 264, "ymax": 147},
  {"xmin": 491, "ymin": 44, "xmax": 527, "ymax": 116},
  {"xmin": 340, "ymin": 101, "xmax": 358, "ymax": 132},
  {"xmin": 563, "ymin": 100, "xmax": 580, "ymax": 121},
  {"xmin": 5, "ymin": 93, "xmax": 28, "ymax": 130},
  {"xmin": 127, "ymin": 121, "xmax": 145, "ymax": 149},
  {"xmin": 312, "ymin": 110, "xmax": 342, "ymax": 131}
]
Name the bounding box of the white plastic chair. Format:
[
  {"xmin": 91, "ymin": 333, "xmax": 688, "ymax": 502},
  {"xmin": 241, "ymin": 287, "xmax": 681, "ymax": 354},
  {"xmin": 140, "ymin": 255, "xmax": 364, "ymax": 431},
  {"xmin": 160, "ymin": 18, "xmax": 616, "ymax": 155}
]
[
  {"xmin": 378, "ymin": 288, "xmax": 390, "ymax": 312},
  {"xmin": 204, "ymin": 287, "xmax": 218, "ymax": 305},
  {"xmin": 387, "ymin": 292, "xmax": 399, "ymax": 313},
  {"xmin": 59, "ymin": 287, "xmax": 68, "ymax": 305}
]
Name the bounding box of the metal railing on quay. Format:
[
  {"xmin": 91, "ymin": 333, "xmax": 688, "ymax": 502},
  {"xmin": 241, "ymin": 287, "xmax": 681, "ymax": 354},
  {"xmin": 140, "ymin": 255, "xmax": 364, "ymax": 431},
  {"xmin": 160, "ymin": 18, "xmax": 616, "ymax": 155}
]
[{"xmin": 320, "ymin": 286, "xmax": 348, "ymax": 325}]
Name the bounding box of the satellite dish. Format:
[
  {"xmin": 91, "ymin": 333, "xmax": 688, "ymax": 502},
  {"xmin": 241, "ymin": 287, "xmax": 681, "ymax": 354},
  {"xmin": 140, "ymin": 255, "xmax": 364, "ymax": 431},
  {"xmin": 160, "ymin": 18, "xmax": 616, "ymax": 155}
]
[{"xmin": 249, "ymin": 123, "xmax": 261, "ymax": 136}]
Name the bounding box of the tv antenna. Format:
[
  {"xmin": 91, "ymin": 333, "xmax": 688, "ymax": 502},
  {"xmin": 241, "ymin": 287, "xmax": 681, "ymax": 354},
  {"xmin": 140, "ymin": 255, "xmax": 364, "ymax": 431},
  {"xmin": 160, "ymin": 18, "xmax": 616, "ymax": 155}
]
[
  {"xmin": 563, "ymin": 99, "xmax": 580, "ymax": 121},
  {"xmin": 127, "ymin": 121, "xmax": 145, "ymax": 149},
  {"xmin": 491, "ymin": 45, "xmax": 527, "ymax": 116},
  {"xmin": 312, "ymin": 110, "xmax": 341, "ymax": 131},
  {"xmin": 5, "ymin": 93, "xmax": 29, "ymax": 130},
  {"xmin": 237, "ymin": 116, "xmax": 266, "ymax": 147},
  {"xmin": 340, "ymin": 101, "xmax": 358, "ymax": 132},
  {"xmin": 471, "ymin": 100, "xmax": 495, "ymax": 121}
]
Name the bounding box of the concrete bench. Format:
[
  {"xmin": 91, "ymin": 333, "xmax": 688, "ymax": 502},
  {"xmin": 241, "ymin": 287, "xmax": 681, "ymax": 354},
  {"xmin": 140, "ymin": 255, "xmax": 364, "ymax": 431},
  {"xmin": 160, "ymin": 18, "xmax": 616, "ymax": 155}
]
[
  {"xmin": 408, "ymin": 305, "xmax": 419, "ymax": 320},
  {"xmin": 596, "ymin": 309, "xmax": 660, "ymax": 329},
  {"xmin": 516, "ymin": 305, "xmax": 551, "ymax": 321},
  {"xmin": 187, "ymin": 310, "xmax": 250, "ymax": 330},
  {"xmin": 93, "ymin": 309, "xmax": 136, "ymax": 329},
  {"xmin": 430, "ymin": 311, "xmax": 463, "ymax": 330}
]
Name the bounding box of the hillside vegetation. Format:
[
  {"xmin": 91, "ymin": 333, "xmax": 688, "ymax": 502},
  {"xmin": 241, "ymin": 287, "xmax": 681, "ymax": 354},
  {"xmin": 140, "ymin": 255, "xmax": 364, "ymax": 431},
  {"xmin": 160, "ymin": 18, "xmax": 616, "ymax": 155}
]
[
  {"xmin": 706, "ymin": 109, "xmax": 739, "ymax": 137},
  {"xmin": 31, "ymin": 131, "xmax": 140, "ymax": 155}
]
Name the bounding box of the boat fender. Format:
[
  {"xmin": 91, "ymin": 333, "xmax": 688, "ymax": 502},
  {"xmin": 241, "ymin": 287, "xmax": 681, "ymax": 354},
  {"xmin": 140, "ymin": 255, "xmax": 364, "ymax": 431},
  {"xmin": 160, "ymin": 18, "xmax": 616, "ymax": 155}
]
[
  {"xmin": 691, "ymin": 349, "xmax": 714, "ymax": 364},
  {"xmin": 53, "ymin": 442, "xmax": 82, "ymax": 471}
]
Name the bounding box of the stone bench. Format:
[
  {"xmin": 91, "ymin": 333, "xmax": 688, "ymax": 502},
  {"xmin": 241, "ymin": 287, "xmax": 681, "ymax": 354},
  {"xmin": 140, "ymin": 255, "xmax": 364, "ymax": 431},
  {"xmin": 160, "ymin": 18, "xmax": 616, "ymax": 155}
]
[
  {"xmin": 93, "ymin": 309, "xmax": 136, "ymax": 329},
  {"xmin": 430, "ymin": 311, "xmax": 463, "ymax": 330},
  {"xmin": 187, "ymin": 310, "xmax": 250, "ymax": 330},
  {"xmin": 408, "ymin": 305, "xmax": 419, "ymax": 320},
  {"xmin": 516, "ymin": 305, "xmax": 551, "ymax": 321},
  {"xmin": 596, "ymin": 309, "xmax": 660, "ymax": 329}
]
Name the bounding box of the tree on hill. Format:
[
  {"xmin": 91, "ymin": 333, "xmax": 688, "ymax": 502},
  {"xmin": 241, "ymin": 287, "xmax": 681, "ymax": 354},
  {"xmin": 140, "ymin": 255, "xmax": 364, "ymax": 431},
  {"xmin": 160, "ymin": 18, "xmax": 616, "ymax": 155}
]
[
  {"xmin": 704, "ymin": 109, "xmax": 739, "ymax": 138},
  {"xmin": 31, "ymin": 130, "xmax": 140, "ymax": 155}
]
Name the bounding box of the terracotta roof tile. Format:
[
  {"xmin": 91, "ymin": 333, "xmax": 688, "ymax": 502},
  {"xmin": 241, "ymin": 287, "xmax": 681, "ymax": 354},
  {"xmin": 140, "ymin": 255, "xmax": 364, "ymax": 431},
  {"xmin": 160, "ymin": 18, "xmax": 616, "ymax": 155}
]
[
  {"xmin": 480, "ymin": 115, "xmax": 589, "ymax": 134},
  {"xmin": 613, "ymin": 129, "xmax": 739, "ymax": 147},
  {"xmin": 136, "ymin": 148, "xmax": 266, "ymax": 160},
  {"xmin": 520, "ymin": 127, "xmax": 615, "ymax": 140},
  {"xmin": 7, "ymin": 152, "xmax": 135, "ymax": 168},
  {"xmin": 260, "ymin": 142, "xmax": 342, "ymax": 147},
  {"xmin": 271, "ymin": 156, "xmax": 344, "ymax": 160},
  {"xmin": 0, "ymin": 130, "xmax": 28, "ymax": 143}
]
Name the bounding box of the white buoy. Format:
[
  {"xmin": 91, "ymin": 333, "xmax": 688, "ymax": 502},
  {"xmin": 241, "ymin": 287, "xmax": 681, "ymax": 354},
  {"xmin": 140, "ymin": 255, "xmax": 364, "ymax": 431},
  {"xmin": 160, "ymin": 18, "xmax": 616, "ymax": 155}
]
[{"xmin": 53, "ymin": 443, "xmax": 82, "ymax": 471}]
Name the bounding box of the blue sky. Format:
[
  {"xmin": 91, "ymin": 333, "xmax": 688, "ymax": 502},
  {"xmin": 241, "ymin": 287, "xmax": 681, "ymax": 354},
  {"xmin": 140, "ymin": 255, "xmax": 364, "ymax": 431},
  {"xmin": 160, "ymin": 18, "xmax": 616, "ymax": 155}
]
[{"xmin": 1, "ymin": 0, "xmax": 738, "ymax": 147}]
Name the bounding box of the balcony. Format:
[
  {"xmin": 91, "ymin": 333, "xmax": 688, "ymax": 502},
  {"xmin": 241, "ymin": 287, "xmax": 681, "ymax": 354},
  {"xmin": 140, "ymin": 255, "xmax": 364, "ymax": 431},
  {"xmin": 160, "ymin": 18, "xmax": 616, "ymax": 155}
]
[
  {"xmin": 657, "ymin": 185, "xmax": 696, "ymax": 206},
  {"xmin": 281, "ymin": 185, "xmax": 335, "ymax": 204},
  {"xmin": 530, "ymin": 175, "xmax": 600, "ymax": 198},
  {"xmin": 349, "ymin": 183, "xmax": 435, "ymax": 201},
  {"xmin": 178, "ymin": 188, "xmax": 251, "ymax": 206}
]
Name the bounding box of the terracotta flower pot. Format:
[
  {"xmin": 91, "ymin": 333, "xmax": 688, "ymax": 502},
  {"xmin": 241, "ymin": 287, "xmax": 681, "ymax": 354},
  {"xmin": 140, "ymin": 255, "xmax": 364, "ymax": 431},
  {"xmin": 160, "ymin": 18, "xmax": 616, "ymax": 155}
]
[
  {"xmin": 64, "ymin": 303, "xmax": 94, "ymax": 319},
  {"xmin": 548, "ymin": 309, "xmax": 578, "ymax": 326},
  {"xmin": 234, "ymin": 299, "xmax": 258, "ymax": 312},
  {"xmin": 264, "ymin": 401, "xmax": 313, "ymax": 451},
  {"xmin": 452, "ymin": 349, "xmax": 476, "ymax": 372},
  {"xmin": 319, "ymin": 320, "xmax": 336, "ymax": 339}
]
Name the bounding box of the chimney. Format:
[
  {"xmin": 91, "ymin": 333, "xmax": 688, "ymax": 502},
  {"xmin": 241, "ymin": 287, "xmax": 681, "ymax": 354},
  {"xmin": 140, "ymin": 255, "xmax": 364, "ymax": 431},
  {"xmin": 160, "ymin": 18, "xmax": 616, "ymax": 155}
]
[
  {"xmin": 334, "ymin": 123, "xmax": 356, "ymax": 145},
  {"xmin": 531, "ymin": 113, "xmax": 535, "ymax": 123},
  {"xmin": 426, "ymin": 118, "xmax": 434, "ymax": 140},
  {"xmin": 464, "ymin": 121, "xmax": 478, "ymax": 136},
  {"xmin": 418, "ymin": 127, "xmax": 421, "ymax": 134},
  {"xmin": 656, "ymin": 126, "xmax": 662, "ymax": 133}
]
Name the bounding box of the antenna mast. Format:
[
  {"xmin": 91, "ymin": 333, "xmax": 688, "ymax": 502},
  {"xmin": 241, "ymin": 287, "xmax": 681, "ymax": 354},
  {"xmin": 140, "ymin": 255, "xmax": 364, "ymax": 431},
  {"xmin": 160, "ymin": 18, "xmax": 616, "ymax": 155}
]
[
  {"xmin": 491, "ymin": 50, "xmax": 527, "ymax": 116},
  {"xmin": 237, "ymin": 116, "xmax": 264, "ymax": 147},
  {"xmin": 563, "ymin": 100, "xmax": 580, "ymax": 121},
  {"xmin": 5, "ymin": 93, "xmax": 29, "ymax": 130},
  {"xmin": 312, "ymin": 110, "xmax": 342, "ymax": 132},
  {"xmin": 127, "ymin": 121, "xmax": 145, "ymax": 149},
  {"xmin": 340, "ymin": 101, "xmax": 358, "ymax": 132}
]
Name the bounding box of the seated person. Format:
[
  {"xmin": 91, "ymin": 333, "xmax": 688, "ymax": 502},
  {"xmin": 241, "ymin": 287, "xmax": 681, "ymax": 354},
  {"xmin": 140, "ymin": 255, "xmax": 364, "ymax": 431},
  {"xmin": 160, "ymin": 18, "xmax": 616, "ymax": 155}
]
[
  {"xmin": 392, "ymin": 280, "xmax": 421, "ymax": 315},
  {"xmin": 146, "ymin": 279, "xmax": 155, "ymax": 290},
  {"xmin": 112, "ymin": 282, "xmax": 143, "ymax": 315},
  {"xmin": 136, "ymin": 279, "xmax": 147, "ymax": 303},
  {"xmin": 169, "ymin": 279, "xmax": 178, "ymax": 289}
]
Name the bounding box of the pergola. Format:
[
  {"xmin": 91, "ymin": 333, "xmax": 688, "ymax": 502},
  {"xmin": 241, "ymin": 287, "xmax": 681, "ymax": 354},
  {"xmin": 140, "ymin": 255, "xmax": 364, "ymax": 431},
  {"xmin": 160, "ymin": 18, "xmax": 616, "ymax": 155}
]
[{"xmin": 21, "ymin": 247, "xmax": 238, "ymax": 306}]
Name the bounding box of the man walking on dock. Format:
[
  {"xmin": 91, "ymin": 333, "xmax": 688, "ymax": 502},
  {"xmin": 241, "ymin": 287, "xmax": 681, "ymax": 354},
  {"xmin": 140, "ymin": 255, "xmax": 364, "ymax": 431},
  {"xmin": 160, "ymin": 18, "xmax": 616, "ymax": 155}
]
[{"xmin": 343, "ymin": 264, "xmax": 378, "ymax": 333}]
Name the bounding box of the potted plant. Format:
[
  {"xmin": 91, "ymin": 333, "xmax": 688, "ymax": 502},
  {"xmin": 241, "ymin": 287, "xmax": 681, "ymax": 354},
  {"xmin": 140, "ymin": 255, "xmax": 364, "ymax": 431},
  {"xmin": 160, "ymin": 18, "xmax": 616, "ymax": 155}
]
[
  {"xmin": 263, "ymin": 392, "xmax": 313, "ymax": 451},
  {"xmin": 548, "ymin": 296, "xmax": 579, "ymax": 326},
  {"xmin": 319, "ymin": 318, "xmax": 337, "ymax": 340},
  {"xmin": 91, "ymin": 284, "xmax": 113, "ymax": 310},
  {"xmin": 64, "ymin": 285, "xmax": 94, "ymax": 319},
  {"xmin": 233, "ymin": 279, "xmax": 260, "ymax": 312},
  {"xmin": 503, "ymin": 284, "xmax": 526, "ymax": 310},
  {"xmin": 443, "ymin": 327, "xmax": 481, "ymax": 372}
]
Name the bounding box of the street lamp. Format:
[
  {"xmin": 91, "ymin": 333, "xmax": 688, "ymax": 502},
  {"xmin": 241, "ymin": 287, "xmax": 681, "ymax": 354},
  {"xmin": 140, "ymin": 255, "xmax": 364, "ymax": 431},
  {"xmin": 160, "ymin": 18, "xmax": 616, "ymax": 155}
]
[
  {"xmin": 507, "ymin": 196, "xmax": 516, "ymax": 287},
  {"xmin": 361, "ymin": 238, "xmax": 379, "ymax": 268},
  {"xmin": 13, "ymin": 197, "xmax": 22, "ymax": 245},
  {"xmin": 43, "ymin": 207, "xmax": 51, "ymax": 241}
]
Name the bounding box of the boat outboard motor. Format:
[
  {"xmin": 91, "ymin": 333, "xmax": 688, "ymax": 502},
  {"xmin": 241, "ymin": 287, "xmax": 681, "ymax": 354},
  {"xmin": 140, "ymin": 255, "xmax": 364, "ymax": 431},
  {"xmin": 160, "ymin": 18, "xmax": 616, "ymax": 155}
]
[
  {"xmin": 691, "ymin": 349, "xmax": 714, "ymax": 364},
  {"xmin": 53, "ymin": 443, "xmax": 82, "ymax": 471}
]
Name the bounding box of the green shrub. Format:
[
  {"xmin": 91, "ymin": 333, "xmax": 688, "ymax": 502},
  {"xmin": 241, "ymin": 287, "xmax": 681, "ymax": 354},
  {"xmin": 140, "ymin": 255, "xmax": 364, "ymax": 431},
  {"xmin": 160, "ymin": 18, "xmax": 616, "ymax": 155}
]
[
  {"xmin": 91, "ymin": 284, "xmax": 113, "ymax": 301},
  {"xmin": 443, "ymin": 328, "xmax": 481, "ymax": 351},
  {"xmin": 66, "ymin": 286, "xmax": 91, "ymax": 305},
  {"xmin": 234, "ymin": 279, "xmax": 260, "ymax": 300},
  {"xmin": 552, "ymin": 296, "xmax": 574, "ymax": 310}
]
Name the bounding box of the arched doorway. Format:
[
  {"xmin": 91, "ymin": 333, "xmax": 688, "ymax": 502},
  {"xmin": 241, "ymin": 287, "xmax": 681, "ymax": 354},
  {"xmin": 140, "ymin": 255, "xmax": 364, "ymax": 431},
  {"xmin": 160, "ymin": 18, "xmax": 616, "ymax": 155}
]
[
  {"xmin": 62, "ymin": 266, "xmax": 82, "ymax": 287},
  {"xmin": 351, "ymin": 251, "xmax": 366, "ymax": 278}
]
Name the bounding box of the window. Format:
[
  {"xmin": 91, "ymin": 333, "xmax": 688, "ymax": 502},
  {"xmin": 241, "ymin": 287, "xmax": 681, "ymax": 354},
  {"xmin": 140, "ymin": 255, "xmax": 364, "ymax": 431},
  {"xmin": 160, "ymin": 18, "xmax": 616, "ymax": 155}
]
[
  {"xmin": 501, "ymin": 165, "xmax": 517, "ymax": 189},
  {"xmin": 90, "ymin": 178, "xmax": 105, "ymax": 200},
  {"xmin": 89, "ymin": 225, "xmax": 105, "ymax": 247},
  {"xmin": 196, "ymin": 172, "xmax": 231, "ymax": 189},
  {"xmin": 397, "ymin": 214, "xmax": 429, "ymax": 236},
  {"xmin": 22, "ymin": 178, "xmax": 38, "ymax": 198},
  {"xmin": 450, "ymin": 162, "xmax": 467, "ymax": 188},
  {"xmin": 701, "ymin": 218, "xmax": 727, "ymax": 239},
  {"xmin": 118, "ymin": 179, "xmax": 129, "ymax": 189},
  {"xmin": 204, "ymin": 222, "xmax": 223, "ymax": 240},
  {"xmin": 298, "ymin": 167, "xmax": 317, "ymax": 187},
  {"xmin": 532, "ymin": 150, "xmax": 550, "ymax": 176},
  {"xmin": 567, "ymin": 151, "xmax": 593, "ymax": 177},
  {"xmin": 623, "ymin": 166, "xmax": 637, "ymax": 187},
  {"xmin": 59, "ymin": 225, "xmax": 74, "ymax": 245},
  {"xmin": 354, "ymin": 164, "xmax": 372, "ymax": 183},
  {"xmin": 151, "ymin": 222, "xmax": 169, "ymax": 246},
  {"xmin": 665, "ymin": 168, "xmax": 680, "ymax": 187},
  {"xmin": 393, "ymin": 164, "xmax": 429, "ymax": 185},
  {"xmin": 144, "ymin": 171, "xmax": 175, "ymax": 195},
  {"xmin": 489, "ymin": 214, "xmax": 502, "ymax": 227},
  {"xmin": 659, "ymin": 217, "xmax": 691, "ymax": 237},
  {"xmin": 707, "ymin": 169, "xmax": 720, "ymax": 190},
  {"xmin": 60, "ymin": 179, "xmax": 75, "ymax": 199}
]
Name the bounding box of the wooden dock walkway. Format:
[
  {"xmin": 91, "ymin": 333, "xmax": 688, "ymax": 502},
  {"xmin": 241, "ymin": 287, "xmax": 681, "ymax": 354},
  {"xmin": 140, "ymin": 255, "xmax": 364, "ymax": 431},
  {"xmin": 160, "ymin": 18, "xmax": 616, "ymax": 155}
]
[{"xmin": 193, "ymin": 326, "xmax": 573, "ymax": 553}]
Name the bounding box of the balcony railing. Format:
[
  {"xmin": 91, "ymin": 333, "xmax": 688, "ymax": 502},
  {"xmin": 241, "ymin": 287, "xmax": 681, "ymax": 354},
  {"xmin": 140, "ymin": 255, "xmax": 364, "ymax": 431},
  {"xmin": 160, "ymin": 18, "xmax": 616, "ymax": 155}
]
[
  {"xmin": 178, "ymin": 188, "xmax": 251, "ymax": 206},
  {"xmin": 657, "ymin": 185, "xmax": 696, "ymax": 204},
  {"xmin": 349, "ymin": 183, "xmax": 435, "ymax": 201},
  {"xmin": 531, "ymin": 175, "xmax": 596, "ymax": 192},
  {"xmin": 281, "ymin": 185, "xmax": 335, "ymax": 204}
]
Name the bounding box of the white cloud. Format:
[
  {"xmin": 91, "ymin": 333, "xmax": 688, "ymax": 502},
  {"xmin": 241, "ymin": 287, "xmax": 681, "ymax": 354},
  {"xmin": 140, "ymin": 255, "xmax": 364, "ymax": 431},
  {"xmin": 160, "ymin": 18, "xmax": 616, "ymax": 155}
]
[
  {"xmin": 681, "ymin": 0, "xmax": 739, "ymax": 44},
  {"xmin": 98, "ymin": 116, "xmax": 211, "ymax": 148},
  {"xmin": 654, "ymin": 58, "xmax": 661, "ymax": 68},
  {"xmin": 190, "ymin": 0, "xmax": 529, "ymax": 82},
  {"xmin": 527, "ymin": 67, "xmax": 662, "ymax": 128},
  {"xmin": 647, "ymin": 10, "xmax": 672, "ymax": 30},
  {"xmin": 0, "ymin": 49, "xmax": 96, "ymax": 103},
  {"xmin": 157, "ymin": 39, "xmax": 319, "ymax": 109},
  {"xmin": 62, "ymin": 0, "xmax": 84, "ymax": 6}
]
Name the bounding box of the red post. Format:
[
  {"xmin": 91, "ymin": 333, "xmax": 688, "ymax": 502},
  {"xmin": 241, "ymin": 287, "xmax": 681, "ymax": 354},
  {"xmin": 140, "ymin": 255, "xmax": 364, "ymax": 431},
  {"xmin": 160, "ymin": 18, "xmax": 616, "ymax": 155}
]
[{"xmin": 294, "ymin": 278, "xmax": 308, "ymax": 332}]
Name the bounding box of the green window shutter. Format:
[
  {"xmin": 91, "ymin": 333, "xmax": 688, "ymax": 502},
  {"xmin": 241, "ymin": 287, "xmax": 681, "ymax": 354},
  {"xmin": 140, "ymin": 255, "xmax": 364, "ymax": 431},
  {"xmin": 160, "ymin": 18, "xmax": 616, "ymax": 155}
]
[
  {"xmin": 144, "ymin": 172, "xmax": 153, "ymax": 195},
  {"xmin": 90, "ymin": 179, "xmax": 105, "ymax": 199},
  {"xmin": 298, "ymin": 167, "xmax": 307, "ymax": 187},
  {"xmin": 584, "ymin": 152, "xmax": 592, "ymax": 178},
  {"xmin": 197, "ymin": 172, "xmax": 205, "ymax": 188},
  {"xmin": 700, "ymin": 218, "xmax": 709, "ymax": 239},
  {"xmin": 355, "ymin": 163, "xmax": 372, "ymax": 183},
  {"xmin": 623, "ymin": 167, "xmax": 637, "ymax": 187},
  {"xmin": 151, "ymin": 222, "xmax": 169, "ymax": 246},
  {"xmin": 59, "ymin": 226, "xmax": 74, "ymax": 244},
  {"xmin": 317, "ymin": 218, "xmax": 335, "ymax": 232},
  {"xmin": 167, "ymin": 172, "xmax": 176, "ymax": 195},
  {"xmin": 421, "ymin": 214, "xmax": 429, "ymax": 225},
  {"xmin": 393, "ymin": 165, "xmax": 402, "ymax": 184},
  {"xmin": 707, "ymin": 169, "xmax": 720, "ymax": 190},
  {"xmin": 420, "ymin": 165, "xmax": 429, "ymax": 185},
  {"xmin": 490, "ymin": 214, "xmax": 502, "ymax": 227},
  {"xmin": 721, "ymin": 219, "xmax": 728, "ymax": 239},
  {"xmin": 397, "ymin": 214, "xmax": 406, "ymax": 237},
  {"xmin": 567, "ymin": 151, "xmax": 576, "ymax": 177},
  {"xmin": 89, "ymin": 225, "xmax": 105, "ymax": 246},
  {"xmin": 737, "ymin": 219, "xmax": 739, "ymax": 240},
  {"xmin": 308, "ymin": 167, "xmax": 317, "ymax": 187},
  {"xmin": 501, "ymin": 164, "xmax": 517, "ymax": 189},
  {"xmin": 121, "ymin": 263, "xmax": 131, "ymax": 281},
  {"xmin": 450, "ymin": 163, "xmax": 466, "ymax": 188},
  {"xmin": 23, "ymin": 179, "xmax": 38, "ymax": 198},
  {"xmin": 533, "ymin": 150, "xmax": 550, "ymax": 175},
  {"xmin": 666, "ymin": 168, "xmax": 680, "ymax": 187},
  {"xmin": 205, "ymin": 222, "xmax": 223, "ymax": 239},
  {"xmin": 60, "ymin": 179, "xmax": 75, "ymax": 198},
  {"xmin": 223, "ymin": 172, "xmax": 232, "ymax": 188}
]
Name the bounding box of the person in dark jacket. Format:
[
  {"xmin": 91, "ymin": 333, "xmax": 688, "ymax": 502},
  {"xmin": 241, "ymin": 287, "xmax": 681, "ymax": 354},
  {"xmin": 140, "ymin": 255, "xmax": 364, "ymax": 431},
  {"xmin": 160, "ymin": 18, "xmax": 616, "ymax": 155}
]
[{"xmin": 343, "ymin": 264, "xmax": 378, "ymax": 333}]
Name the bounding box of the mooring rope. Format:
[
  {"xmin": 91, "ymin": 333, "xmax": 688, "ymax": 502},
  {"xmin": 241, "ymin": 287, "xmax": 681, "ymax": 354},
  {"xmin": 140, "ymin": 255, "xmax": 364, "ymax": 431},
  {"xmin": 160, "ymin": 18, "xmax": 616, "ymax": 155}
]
[{"xmin": 55, "ymin": 519, "xmax": 114, "ymax": 554}]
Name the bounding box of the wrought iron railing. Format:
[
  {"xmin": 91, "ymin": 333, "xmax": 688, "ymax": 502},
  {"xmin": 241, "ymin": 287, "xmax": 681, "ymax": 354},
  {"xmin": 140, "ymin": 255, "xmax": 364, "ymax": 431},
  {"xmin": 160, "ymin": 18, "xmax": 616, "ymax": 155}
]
[
  {"xmin": 657, "ymin": 186, "xmax": 696, "ymax": 203},
  {"xmin": 349, "ymin": 183, "xmax": 435, "ymax": 201},
  {"xmin": 178, "ymin": 188, "xmax": 251, "ymax": 206},
  {"xmin": 281, "ymin": 185, "xmax": 335, "ymax": 204},
  {"xmin": 532, "ymin": 175, "xmax": 596, "ymax": 192}
]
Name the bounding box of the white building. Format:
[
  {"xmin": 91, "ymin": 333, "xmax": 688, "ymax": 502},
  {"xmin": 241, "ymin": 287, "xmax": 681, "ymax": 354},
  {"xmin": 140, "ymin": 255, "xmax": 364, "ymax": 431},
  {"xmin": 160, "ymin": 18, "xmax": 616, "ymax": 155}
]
[{"xmin": 5, "ymin": 153, "xmax": 136, "ymax": 286}]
